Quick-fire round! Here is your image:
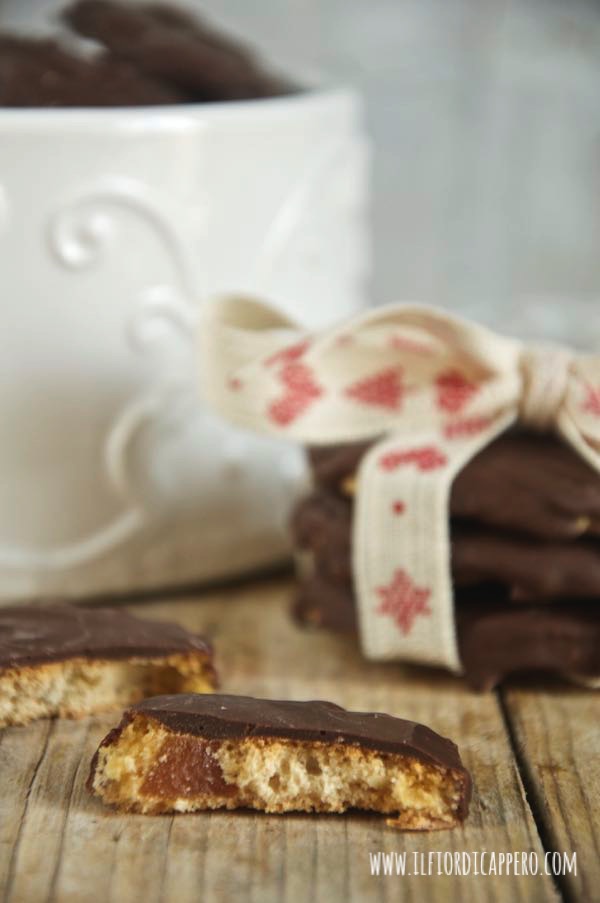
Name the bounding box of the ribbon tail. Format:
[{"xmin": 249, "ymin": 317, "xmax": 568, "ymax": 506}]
[
  {"xmin": 353, "ymin": 413, "xmax": 515, "ymax": 672},
  {"xmin": 198, "ymin": 295, "xmax": 306, "ymax": 432}
]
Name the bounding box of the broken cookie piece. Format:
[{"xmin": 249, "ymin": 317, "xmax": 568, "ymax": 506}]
[
  {"xmin": 0, "ymin": 605, "xmax": 216, "ymax": 727},
  {"xmin": 88, "ymin": 693, "xmax": 471, "ymax": 828}
]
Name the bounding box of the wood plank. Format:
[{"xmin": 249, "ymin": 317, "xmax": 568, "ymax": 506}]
[
  {"xmin": 49, "ymin": 717, "xmax": 172, "ymax": 903},
  {"xmin": 3, "ymin": 718, "xmax": 90, "ymax": 903},
  {"xmin": 0, "ymin": 721, "xmax": 51, "ymax": 900},
  {"xmin": 1, "ymin": 578, "xmax": 559, "ymax": 902},
  {"xmin": 502, "ymin": 684, "xmax": 600, "ymax": 903}
]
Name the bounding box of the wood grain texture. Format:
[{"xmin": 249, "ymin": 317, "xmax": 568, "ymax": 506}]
[
  {"xmin": 0, "ymin": 577, "xmax": 575, "ymax": 903},
  {"xmin": 502, "ymin": 685, "xmax": 600, "ymax": 903}
]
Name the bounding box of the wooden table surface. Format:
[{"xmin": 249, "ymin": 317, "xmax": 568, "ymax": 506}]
[{"xmin": 1, "ymin": 575, "xmax": 598, "ymax": 903}]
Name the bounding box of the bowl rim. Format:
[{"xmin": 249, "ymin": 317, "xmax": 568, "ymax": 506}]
[{"xmin": 0, "ymin": 85, "xmax": 360, "ymax": 132}]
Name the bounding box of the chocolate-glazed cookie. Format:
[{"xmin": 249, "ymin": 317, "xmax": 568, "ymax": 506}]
[
  {"xmin": 293, "ymin": 573, "xmax": 358, "ymax": 633},
  {"xmin": 0, "ymin": 35, "xmax": 184, "ymax": 106},
  {"xmin": 451, "ymin": 526, "xmax": 600, "ymax": 601},
  {"xmin": 456, "ymin": 600, "xmax": 600, "ymax": 691},
  {"xmin": 296, "ymin": 429, "xmax": 600, "ymax": 688},
  {"xmin": 89, "ymin": 693, "xmax": 471, "ymax": 828},
  {"xmin": 291, "ymin": 491, "xmax": 353, "ymax": 583},
  {"xmin": 293, "ymin": 573, "xmax": 600, "ymax": 690},
  {"xmin": 451, "ymin": 432, "xmax": 600, "ymax": 541},
  {"xmin": 292, "ymin": 489, "xmax": 600, "ymax": 601},
  {"xmin": 0, "ymin": 604, "xmax": 216, "ymax": 726},
  {"xmin": 309, "ymin": 432, "xmax": 600, "ymax": 542}
]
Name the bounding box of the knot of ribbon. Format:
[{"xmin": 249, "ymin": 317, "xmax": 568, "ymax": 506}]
[
  {"xmin": 519, "ymin": 344, "xmax": 573, "ymax": 432},
  {"xmin": 199, "ymin": 296, "xmax": 600, "ymax": 673}
]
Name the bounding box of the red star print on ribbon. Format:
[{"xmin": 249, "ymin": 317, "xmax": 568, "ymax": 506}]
[
  {"xmin": 444, "ymin": 415, "xmax": 493, "ymax": 439},
  {"xmin": 376, "ymin": 569, "xmax": 431, "ymax": 635},
  {"xmin": 379, "ymin": 445, "xmax": 447, "ymax": 472}
]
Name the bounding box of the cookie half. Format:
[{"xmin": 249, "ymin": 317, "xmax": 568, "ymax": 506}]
[
  {"xmin": 0, "ymin": 604, "xmax": 216, "ymax": 727},
  {"xmin": 88, "ymin": 693, "xmax": 471, "ymax": 829}
]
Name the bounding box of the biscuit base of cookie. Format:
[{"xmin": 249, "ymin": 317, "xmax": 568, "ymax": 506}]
[
  {"xmin": 0, "ymin": 654, "xmax": 215, "ymax": 728},
  {"xmin": 88, "ymin": 712, "xmax": 468, "ymax": 829}
]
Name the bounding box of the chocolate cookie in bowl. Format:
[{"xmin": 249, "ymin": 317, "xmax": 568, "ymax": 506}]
[
  {"xmin": 0, "ymin": 1, "xmax": 293, "ymax": 107},
  {"xmin": 0, "ymin": 34, "xmax": 186, "ymax": 106},
  {"xmin": 63, "ymin": 0, "xmax": 292, "ymax": 102}
]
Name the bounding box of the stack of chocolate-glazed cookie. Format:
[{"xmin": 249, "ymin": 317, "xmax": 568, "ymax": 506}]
[{"xmin": 292, "ymin": 431, "xmax": 600, "ymax": 689}]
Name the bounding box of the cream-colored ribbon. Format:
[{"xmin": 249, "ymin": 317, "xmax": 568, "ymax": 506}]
[{"xmin": 199, "ymin": 296, "xmax": 600, "ymax": 673}]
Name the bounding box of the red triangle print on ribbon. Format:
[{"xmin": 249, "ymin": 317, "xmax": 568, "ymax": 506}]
[
  {"xmin": 345, "ymin": 367, "xmax": 404, "ymax": 411},
  {"xmin": 265, "ymin": 339, "xmax": 311, "ymax": 369},
  {"xmin": 435, "ymin": 369, "xmax": 478, "ymax": 413},
  {"xmin": 268, "ymin": 362, "xmax": 323, "ymax": 426}
]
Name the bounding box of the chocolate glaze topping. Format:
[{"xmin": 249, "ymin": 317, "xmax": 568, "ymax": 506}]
[
  {"xmin": 0, "ymin": 604, "xmax": 212, "ymax": 669},
  {"xmin": 132, "ymin": 693, "xmax": 468, "ymax": 776}
]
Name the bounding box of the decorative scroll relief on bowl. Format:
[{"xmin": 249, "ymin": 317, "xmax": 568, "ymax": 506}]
[
  {"xmin": 0, "ymin": 124, "xmax": 366, "ymax": 578},
  {"xmin": 0, "ymin": 177, "xmax": 200, "ymax": 570}
]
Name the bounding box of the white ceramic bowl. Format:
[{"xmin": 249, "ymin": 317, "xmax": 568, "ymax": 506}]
[{"xmin": 0, "ymin": 88, "xmax": 369, "ymax": 599}]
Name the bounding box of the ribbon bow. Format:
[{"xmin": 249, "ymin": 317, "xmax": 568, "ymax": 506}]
[{"xmin": 199, "ymin": 296, "xmax": 600, "ymax": 673}]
